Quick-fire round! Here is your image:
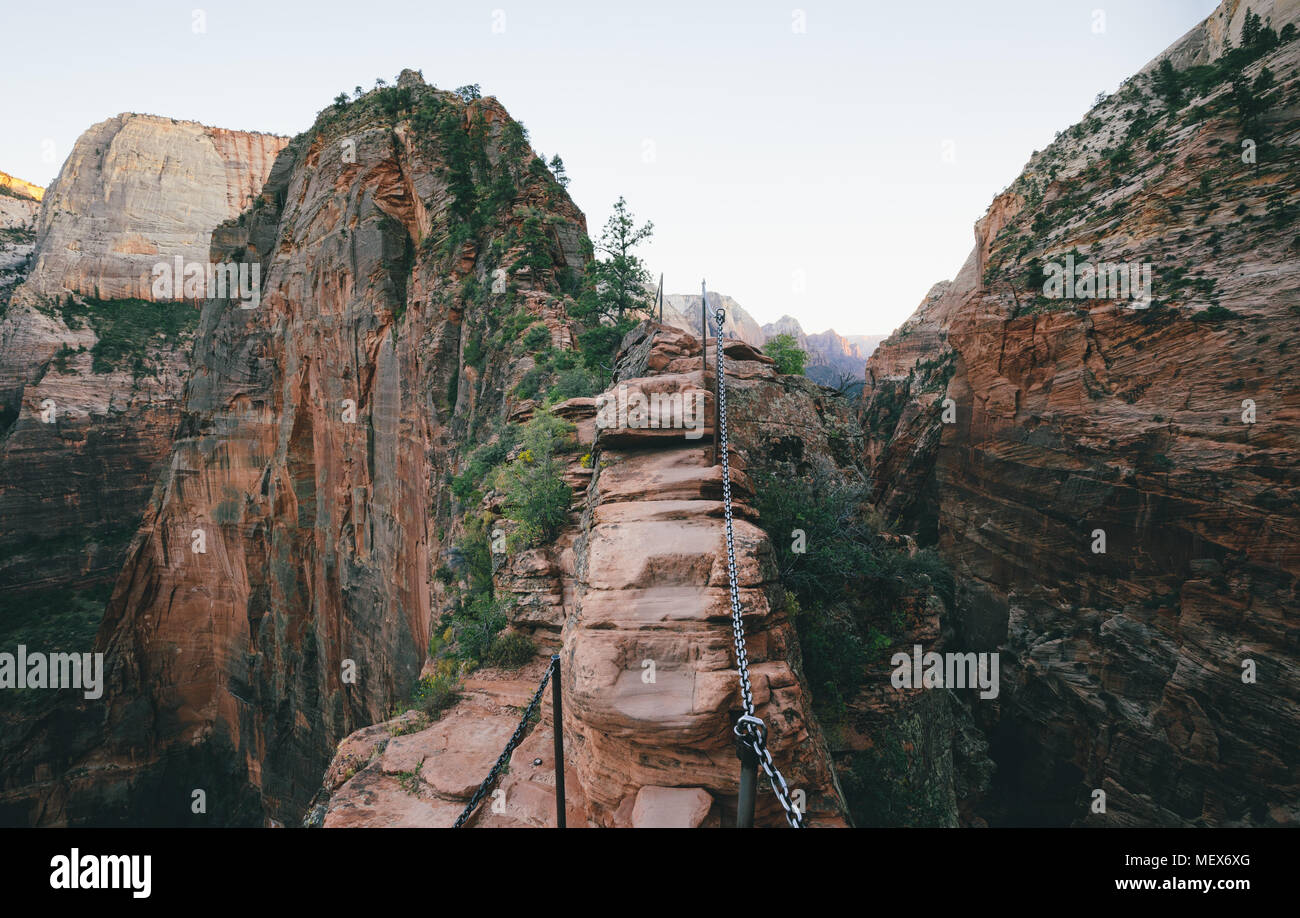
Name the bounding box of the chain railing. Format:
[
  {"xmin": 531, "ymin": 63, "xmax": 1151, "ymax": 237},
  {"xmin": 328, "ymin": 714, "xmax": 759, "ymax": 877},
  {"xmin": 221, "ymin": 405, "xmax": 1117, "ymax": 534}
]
[
  {"xmin": 452, "ymin": 654, "xmax": 564, "ymax": 828},
  {"xmin": 711, "ymin": 303, "xmax": 807, "ymax": 829},
  {"xmin": 453, "ymin": 306, "xmax": 804, "ymax": 829}
]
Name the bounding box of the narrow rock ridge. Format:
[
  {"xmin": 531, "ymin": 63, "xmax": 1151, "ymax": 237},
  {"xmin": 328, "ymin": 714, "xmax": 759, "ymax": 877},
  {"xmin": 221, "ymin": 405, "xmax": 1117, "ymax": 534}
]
[{"xmin": 315, "ymin": 322, "xmax": 849, "ymax": 827}]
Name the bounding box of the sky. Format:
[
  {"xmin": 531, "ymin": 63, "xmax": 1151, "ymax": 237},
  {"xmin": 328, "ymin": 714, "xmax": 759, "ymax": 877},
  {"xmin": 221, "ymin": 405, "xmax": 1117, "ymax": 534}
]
[{"xmin": 1, "ymin": 0, "xmax": 1220, "ymax": 336}]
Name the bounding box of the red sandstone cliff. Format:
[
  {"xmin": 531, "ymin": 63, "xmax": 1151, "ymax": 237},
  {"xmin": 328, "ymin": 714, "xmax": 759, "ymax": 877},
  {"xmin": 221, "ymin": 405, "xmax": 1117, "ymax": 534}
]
[
  {"xmin": 861, "ymin": 1, "xmax": 1300, "ymax": 825},
  {"xmin": 1, "ymin": 74, "xmax": 594, "ymax": 825}
]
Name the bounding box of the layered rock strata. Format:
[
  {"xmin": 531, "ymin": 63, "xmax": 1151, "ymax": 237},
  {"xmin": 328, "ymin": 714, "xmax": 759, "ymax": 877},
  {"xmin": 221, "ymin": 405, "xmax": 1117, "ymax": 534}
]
[{"xmin": 861, "ymin": 1, "xmax": 1300, "ymax": 825}]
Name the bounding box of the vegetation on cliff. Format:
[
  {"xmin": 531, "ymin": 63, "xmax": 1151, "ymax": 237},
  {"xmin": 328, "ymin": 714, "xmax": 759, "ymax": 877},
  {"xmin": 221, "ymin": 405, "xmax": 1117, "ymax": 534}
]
[{"xmin": 761, "ymin": 333, "xmax": 808, "ymax": 375}]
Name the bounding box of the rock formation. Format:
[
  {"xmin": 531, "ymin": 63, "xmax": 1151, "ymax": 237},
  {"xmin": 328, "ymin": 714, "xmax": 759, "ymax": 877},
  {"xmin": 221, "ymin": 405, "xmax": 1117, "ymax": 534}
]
[
  {"xmin": 313, "ymin": 323, "xmax": 879, "ymax": 827},
  {"xmin": 762, "ymin": 314, "xmax": 872, "ymax": 389},
  {"xmin": 0, "ymin": 171, "xmax": 43, "ymax": 203},
  {"xmin": 2, "ymin": 75, "xmax": 592, "ymax": 825},
  {"xmin": 660, "ymin": 291, "xmax": 765, "ymax": 346},
  {"xmin": 312, "ymin": 313, "xmax": 986, "ymax": 828},
  {"xmin": 0, "ymin": 120, "xmax": 288, "ymax": 825},
  {"xmin": 18, "ymin": 114, "xmax": 285, "ymax": 302},
  {"xmin": 0, "ymin": 178, "xmax": 39, "ymax": 310},
  {"xmin": 861, "ymin": 0, "xmax": 1300, "ymax": 825}
]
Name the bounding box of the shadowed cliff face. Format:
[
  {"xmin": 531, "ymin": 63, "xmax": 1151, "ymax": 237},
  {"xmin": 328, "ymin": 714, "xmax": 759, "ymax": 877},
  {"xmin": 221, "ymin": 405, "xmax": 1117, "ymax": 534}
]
[
  {"xmin": 0, "ymin": 75, "xmax": 588, "ymax": 825},
  {"xmin": 0, "ymin": 117, "xmax": 286, "ymax": 602},
  {"xmin": 0, "ymin": 123, "xmax": 286, "ymax": 826},
  {"xmin": 862, "ymin": 4, "xmax": 1300, "ymax": 826}
]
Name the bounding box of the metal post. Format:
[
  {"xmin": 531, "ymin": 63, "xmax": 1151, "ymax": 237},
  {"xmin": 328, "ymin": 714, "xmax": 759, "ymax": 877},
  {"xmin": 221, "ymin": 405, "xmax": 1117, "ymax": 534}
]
[
  {"xmin": 657, "ymin": 273, "xmax": 663, "ymax": 323},
  {"xmin": 702, "ymin": 280, "xmax": 714, "ymax": 466},
  {"xmin": 736, "ymin": 741, "xmax": 758, "ymax": 828},
  {"xmin": 551, "ymin": 654, "xmax": 566, "ymax": 828},
  {"xmin": 712, "ymin": 299, "xmax": 722, "ymax": 468},
  {"xmin": 700, "ymin": 278, "xmax": 707, "ymax": 378}
]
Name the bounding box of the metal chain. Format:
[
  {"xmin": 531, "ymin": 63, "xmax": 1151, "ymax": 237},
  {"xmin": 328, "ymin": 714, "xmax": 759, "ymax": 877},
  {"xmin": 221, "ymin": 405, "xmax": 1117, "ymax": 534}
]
[
  {"xmin": 452, "ymin": 657, "xmax": 556, "ymax": 828},
  {"xmin": 712, "ymin": 307, "xmax": 806, "ymax": 829}
]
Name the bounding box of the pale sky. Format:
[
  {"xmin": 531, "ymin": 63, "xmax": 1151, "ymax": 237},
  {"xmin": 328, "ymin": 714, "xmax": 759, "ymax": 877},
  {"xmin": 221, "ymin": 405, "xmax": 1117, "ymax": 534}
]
[{"xmin": 1, "ymin": 0, "xmax": 1219, "ymax": 336}]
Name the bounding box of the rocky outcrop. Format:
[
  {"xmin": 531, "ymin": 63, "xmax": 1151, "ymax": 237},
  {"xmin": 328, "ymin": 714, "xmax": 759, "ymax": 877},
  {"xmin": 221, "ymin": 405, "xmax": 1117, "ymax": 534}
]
[
  {"xmin": 0, "ymin": 76, "xmax": 591, "ymax": 826},
  {"xmin": 0, "ymin": 171, "xmax": 43, "ymax": 203},
  {"xmin": 16, "ymin": 114, "xmax": 286, "ymax": 303},
  {"xmin": 315, "ymin": 322, "xmax": 853, "ymax": 827},
  {"xmin": 861, "ymin": 2, "xmax": 1300, "ymax": 825},
  {"xmin": 0, "ymin": 184, "xmax": 39, "ymax": 311},
  {"xmin": 0, "ymin": 121, "xmax": 287, "ymax": 826},
  {"xmin": 564, "ymin": 324, "xmax": 844, "ymax": 826},
  {"xmin": 0, "ymin": 116, "xmax": 285, "ymax": 594},
  {"xmin": 661, "ymin": 291, "xmax": 765, "ymax": 346}
]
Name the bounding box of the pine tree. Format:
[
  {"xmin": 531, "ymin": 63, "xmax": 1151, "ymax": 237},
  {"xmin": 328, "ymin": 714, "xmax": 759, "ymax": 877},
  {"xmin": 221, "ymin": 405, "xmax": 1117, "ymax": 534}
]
[{"xmin": 548, "ymin": 155, "xmax": 569, "ymax": 188}]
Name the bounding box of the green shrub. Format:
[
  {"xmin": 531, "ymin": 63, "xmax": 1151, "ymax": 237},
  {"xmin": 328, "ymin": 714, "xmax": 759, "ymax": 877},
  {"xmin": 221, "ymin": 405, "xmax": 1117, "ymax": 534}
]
[
  {"xmin": 762, "ymin": 333, "xmax": 808, "ymax": 375},
  {"xmin": 450, "ymin": 430, "xmax": 518, "ymax": 504},
  {"xmin": 551, "ymin": 349, "xmax": 578, "ymax": 371},
  {"xmin": 409, "ymin": 672, "xmax": 460, "ymax": 719},
  {"xmin": 753, "ymin": 460, "xmax": 879, "ymax": 605},
  {"xmin": 512, "ymin": 213, "xmax": 554, "ymax": 275},
  {"xmin": 501, "ymin": 412, "xmax": 575, "ymax": 548},
  {"xmin": 752, "ymin": 460, "xmax": 953, "ymax": 714},
  {"xmin": 502, "ymin": 458, "xmax": 570, "ymax": 548},
  {"xmin": 1190, "ymin": 305, "xmax": 1239, "ymax": 322},
  {"xmin": 576, "ymin": 317, "xmax": 638, "ymax": 380},
  {"xmin": 463, "ymin": 336, "xmax": 486, "ymax": 370},
  {"xmin": 57, "ymin": 296, "xmax": 199, "ymax": 375},
  {"xmin": 514, "ymin": 365, "xmax": 549, "ymax": 400},
  {"xmin": 454, "ymin": 515, "xmax": 496, "ymax": 600},
  {"xmin": 486, "ymin": 631, "xmax": 536, "ymax": 669},
  {"xmin": 522, "ymin": 323, "xmax": 551, "ymax": 351},
  {"xmin": 547, "ymin": 367, "xmax": 599, "ymax": 401},
  {"xmin": 456, "ymin": 597, "xmax": 509, "ymax": 664}
]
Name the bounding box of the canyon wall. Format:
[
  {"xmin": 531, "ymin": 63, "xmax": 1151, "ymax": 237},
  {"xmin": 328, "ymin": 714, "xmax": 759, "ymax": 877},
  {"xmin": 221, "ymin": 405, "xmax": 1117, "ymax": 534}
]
[
  {"xmin": 0, "ymin": 181, "xmax": 39, "ymax": 310},
  {"xmin": 1, "ymin": 74, "xmax": 592, "ymax": 825},
  {"xmin": 18, "ymin": 114, "xmax": 285, "ymax": 302},
  {"xmin": 0, "ymin": 116, "xmax": 285, "ymax": 616},
  {"xmin": 0, "ymin": 120, "xmax": 287, "ymax": 825},
  {"xmin": 314, "ymin": 319, "xmax": 975, "ymax": 827},
  {"xmin": 861, "ymin": 3, "xmax": 1300, "ymax": 825}
]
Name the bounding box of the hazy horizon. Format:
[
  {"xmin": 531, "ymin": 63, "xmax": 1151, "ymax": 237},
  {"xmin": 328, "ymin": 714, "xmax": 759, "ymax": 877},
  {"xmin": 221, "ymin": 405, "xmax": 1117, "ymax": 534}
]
[{"xmin": 1, "ymin": 0, "xmax": 1219, "ymax": 336}]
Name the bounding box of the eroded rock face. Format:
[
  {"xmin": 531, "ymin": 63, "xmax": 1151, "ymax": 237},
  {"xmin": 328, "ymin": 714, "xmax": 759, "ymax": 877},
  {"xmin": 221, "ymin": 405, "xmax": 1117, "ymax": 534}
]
[
  {"xmin": 862, "ymin": 3, "xmax": 1300, "ymax": 825},
  {"xmin": 0, "ymin": 185, "xmax": 39, "ymax": 309},
  {"xmin": 17, "ymin": 114, "xmax": 286, "ymax": 303},
  {"xmin": 564, "ymin": 325, "xmax": 845, "ymax": 826},
  {"xmin": 316, "ymin": 322, "xmax": 851, "ymax": 827},
  {"xmin": 1, "ymin": 80, "xmax": 589, "ymax": 826},
  {"xmin": 0, "ymin": 117, "xmax": 285, "ymax": 597},
  {"xmin": 0, "ymin": 125, "xmax": 287, "ymax": 826}
]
